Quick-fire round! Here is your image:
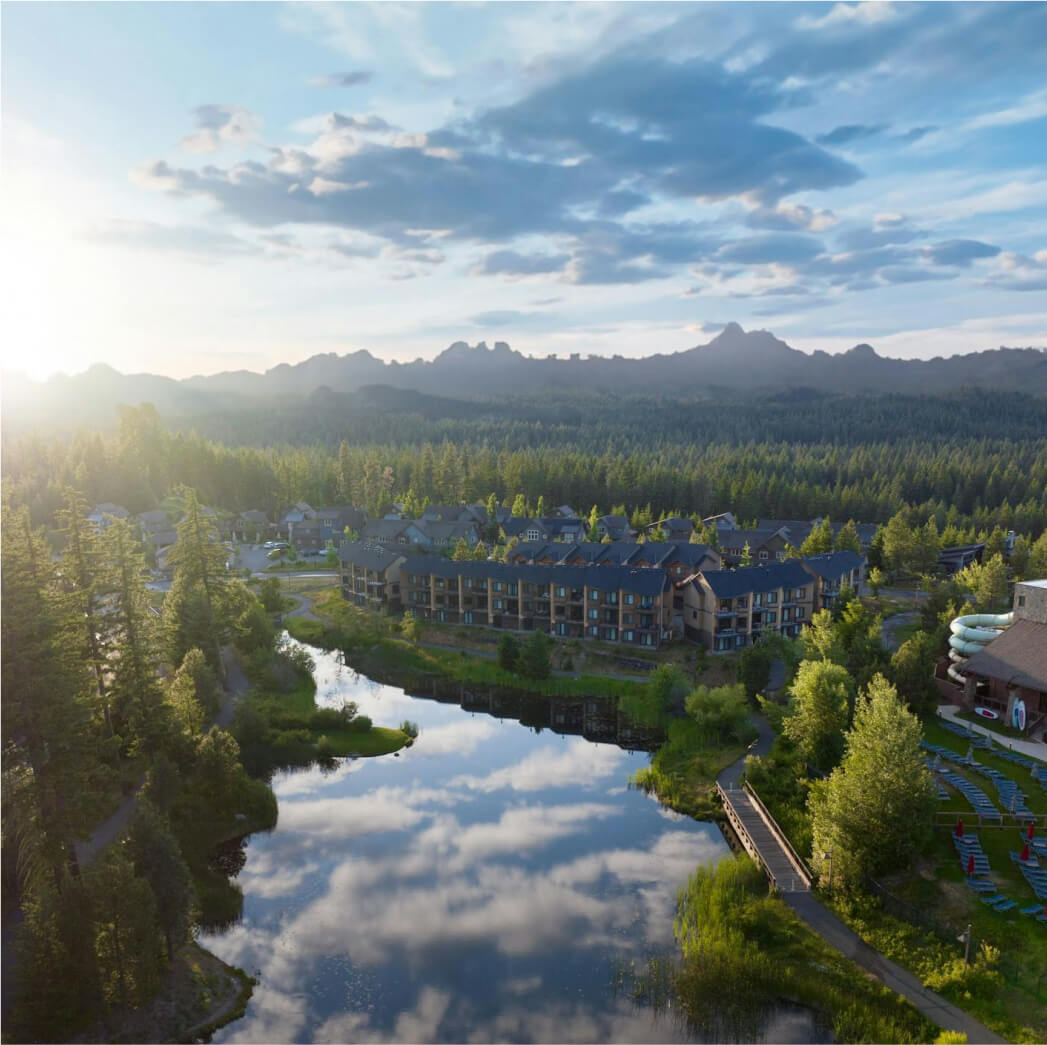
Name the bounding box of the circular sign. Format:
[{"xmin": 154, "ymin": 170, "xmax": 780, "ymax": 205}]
[{"xmin": 1017, "ymin": 699, "xmax": 1027, "ymax": 731}]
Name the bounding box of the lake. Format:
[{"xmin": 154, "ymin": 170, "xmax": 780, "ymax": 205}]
[{"xmin": 202, "ymin": 639, "xmax": 823, "ymax": 1043}]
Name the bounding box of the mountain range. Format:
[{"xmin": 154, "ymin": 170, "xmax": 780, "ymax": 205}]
[{"xmin": 5, "ymin": 324, "xmax": 1047, "ymax": 431}]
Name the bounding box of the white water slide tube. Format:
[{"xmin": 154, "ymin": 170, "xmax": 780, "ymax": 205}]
[{"xmin": 946, "ymin": 612, "xmax": 1014, "ymax": 684}]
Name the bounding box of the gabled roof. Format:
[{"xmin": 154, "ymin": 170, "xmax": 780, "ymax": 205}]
[
  {"xmin": 91, "ymin": 503, "xmax": 130, "ymax": 518},
  {"xmin": 138, "ymin": 508, "xmax": 172, "ymax": 529},
  {"xmin": 506, "ymin": 540, "xmax": 718, "ymax": 571},
  {"xmin": 962, "ymin": 620, "xmax": 1047, "ymax": 691},
  {"xmin": 363, "ymin": 519, "xmax": 412, "ymax": 539},
  {"xmin": 502, "ymin": 516, "xmax": 587, "ymax": 539},
  {"xmin": 697, "ymin": 561, "xmax": 813, "ymax": 599},
  {"xmin": 719, "ymin": 527, "xmax": 789, "ymax": 550},
  {"xmin": 801, "ymin": 550, "xmax": 865, "ymax": 580},
  {"xmin": 338, "ymin": 542, "xmax": 405, "ymax": 573},
  {"xmin": 421, "ymin": 504, "xmax": 467, "ymax": 522},
  {"xmin": 239, "ymin": 509, "xmax": 270, "ymax": 524},
  {"xmin": 416, "ymin": 520, "xmax": 477, "ymax": 542}
]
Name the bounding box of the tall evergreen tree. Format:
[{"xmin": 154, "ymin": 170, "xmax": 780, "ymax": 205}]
[
  {"xmin": 1, "ymin": 504, "xmax": 98, "ymax": 888},
  {"xmin": 834, "ymin": 519, "xmax": 862, "ymax": 554}
]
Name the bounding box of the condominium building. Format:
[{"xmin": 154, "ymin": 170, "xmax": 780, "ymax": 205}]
[{"xmin": 399, "ymin": 557, "xmax": 674, "ymax": 647}]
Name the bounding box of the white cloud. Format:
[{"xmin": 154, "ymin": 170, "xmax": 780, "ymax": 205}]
[
  {"xmin": 796, "ymin": 2, "xmax": 900, "ymax": 31},
  {"xmin": 179, "ymin": 104, "xmax": 261, "ymax": 153},
  {"xmin": 450, "ymin": 738, "xmax": 628, "ymax": 793}
]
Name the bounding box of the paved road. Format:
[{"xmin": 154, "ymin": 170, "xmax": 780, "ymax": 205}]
[
  {"xmin": 717, "ymin": 720, "xmax": 1007, "ymax": 1043},
  {"xmin": 881, "ymin": 610, "xmax": 921, "ymax": 653}
]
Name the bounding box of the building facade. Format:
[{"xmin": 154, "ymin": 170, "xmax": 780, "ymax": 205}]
[{"xmin": 338, "ymin": 543, "xmax": 406, "ymax": 611}]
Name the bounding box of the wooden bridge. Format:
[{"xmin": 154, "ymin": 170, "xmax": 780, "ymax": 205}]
[{"xmin": 717, "ymin": 780, "xmax": 813, "ymax": 893}]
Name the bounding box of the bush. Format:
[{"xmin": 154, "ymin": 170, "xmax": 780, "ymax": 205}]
[
  {"xmin": 519, "ymin": 630, "xmax": 552, "ymax": 680},
  {"xmin": 348, "ymin": 714, "xmax": 372, "ymax": 733},
  {"xmin": 400, "ymin": 720, "xmax": 419, "ymax": 739},
  {"xmin": 498, "ymin": 633, "xmax": 520, "ymax": 671}
]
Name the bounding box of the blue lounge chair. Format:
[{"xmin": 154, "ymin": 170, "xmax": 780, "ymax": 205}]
[
  {"xmin": 1020, "ymin": 904, "xmax": 1044, "ymax": 915},
  {"xmin": 992, "ymin": 899, "xmax": 1017, "ymax": 912},
  {"xmin": 981, "ymin": 894, "xmax": 1007, "ymax": 905}
]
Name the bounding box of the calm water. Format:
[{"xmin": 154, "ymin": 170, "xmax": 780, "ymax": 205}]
[{"xmin": 203, "ymin": 640, "xmax": 822, "ymax": 1043}]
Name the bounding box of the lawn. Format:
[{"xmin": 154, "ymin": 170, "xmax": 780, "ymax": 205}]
[{"xmin": 320, "ymin": 725, "xmax": 410, "ymax": 757}]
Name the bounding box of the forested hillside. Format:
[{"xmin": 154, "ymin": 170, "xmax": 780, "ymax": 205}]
[{"xmin": 4, "ymin": 393, "xmax": 1047, "ymax": 539}]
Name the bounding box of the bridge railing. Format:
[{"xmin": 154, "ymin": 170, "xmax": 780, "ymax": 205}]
[{"xmin": 743, "ymin": 781, "xmax": 814, "ymax": 889}]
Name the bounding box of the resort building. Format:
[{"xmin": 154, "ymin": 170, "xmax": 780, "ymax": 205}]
[{"xmin": 338, "ymin": 543, "xmax": 406, "ymax": 610}]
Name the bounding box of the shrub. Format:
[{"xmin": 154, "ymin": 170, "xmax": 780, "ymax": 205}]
[
  {"xmin": 348, "ymin": 714, "xmax": 372, "ymax": 733},
  {"xmin": 498, "ymin": 633, "xmax": 520, "ymax": 671}
]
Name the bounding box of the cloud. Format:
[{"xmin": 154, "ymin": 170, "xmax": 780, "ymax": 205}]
[
  {"xmin": 896, "ymin": 125, "xmax": 937, "ymax": 144},
  {"xmin": 179, "ymin": 104, "xmax": 261, "ymax": 153},
  {"xmin": 468, "ymin": 310, "xmax": 556, "ymax": 328},
  {"xmin": 985, "ymin": 251, "xmax": 1047, "ymax": 291},
  {"xmin": 474, "ymin": 250, "xmax": 570, "ymax": 278},
  {"xmin": 308, "ymin": 70, "xmax": 374, "ymax": 88},
  {"xmin": 923, "ymin": 239, "xmax": 1001, "ymax": 267},
  {"xmin": 717, "ymin": 233, "xmax": 824, "ymax": 265},
  {"xmin": 878, "ymin": 266, "xmax": 951, "ymax": 284},
  {"xmin": 815, "ymin": 123, "xmax": 886, "ymax": 146},
  {"xmin": 451, "ymin": 738, "xmax": 628, "ymax": 793},
  {"xmin": 796, "ymin": 2, "xmax": 900, "ymax": 32},
  {"xmin": 745, "ymin": 202, "xmax": 837, "ymax": 232},
  {"xmin": 81, "ymin": 220, "xmax": 257, "ymax": 258}
]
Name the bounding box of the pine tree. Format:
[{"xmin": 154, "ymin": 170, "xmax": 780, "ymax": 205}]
[
  {"xmin": 2, "ymin": 504, "xmax": 99, "ymax": 889},
  {"xmin": 103, "ymin": 519, "xmax": 170, "ymax": 754},
  {"xmin": 126, "ymin": 801, "xmax": 196, "ymax": 963},
  {"xmin": 511, "ymin": 493, "xmax": 528, "ymax": 518},
  {"xmin": 166, "ymin": 487, "xmax": 228, "ymax": 677},
  {"xmin": 452, "ymin": 536, "xmax": 471, "ymax": 560},
  {"xmin": 56, "ymin": 488, "xmax": 113, "ymax": 735},
  {"xmin": 587, "ymin": 504, "xmax": 600, "ymax": 541},
  {"xmin": 536, "ymin": 494, "xmax": 547, "ymax": 518},
  {"xmin": 834, "ymin": 519, "xmax": 862, "ymax": 554},
  {"xmin": 800, "ymin": 517, "xmax": 833, "ymax": 556},
  {"xmin": 739, "ymin": 541, "xmax": 753, "ymax": 567}
]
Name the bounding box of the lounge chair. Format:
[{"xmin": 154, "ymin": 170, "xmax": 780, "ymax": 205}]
[
  {"xmin": 981, "ymin": 894, "xmax": 1007, "ymax": 905},
  {"xmin": 992, "ymin": 899, "xmax": 1017, "ymax": 912},
  {"xmin": 1020, "ymin": 904, "xmax": 1044, "ymax": 915}
]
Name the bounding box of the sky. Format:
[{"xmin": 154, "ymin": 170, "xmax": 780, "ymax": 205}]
[{"xmin": 3, "ymin": 1, "xmax": 1047, "ymax": 381}]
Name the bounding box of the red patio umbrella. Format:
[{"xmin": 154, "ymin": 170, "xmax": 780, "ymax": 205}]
[
  {"xmin": 967, "ymin": 854, "xmax": 975, "ymax": 875},
  {"xmin": 1028, "ymin": 822, "xmax": 1036, "ymax": 840},
  {"xmin": 1020, "ymin": 842, "xmax": 1031, "ymax": 861},
  {"xmin": 956, "ymin": 818, "xmax": 965, "ymax": 837}
]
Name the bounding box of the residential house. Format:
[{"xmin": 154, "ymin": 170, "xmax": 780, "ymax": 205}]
[
  {"xmin": 397, "ymin": 558, "xmax": 674, "ymax": 647},
  {"xmin": 956, "ymin": 579, "xmax": 1047, "ymax": 726},
  {"xmin": 683, "ymin": 561, "xmax": 816, "ymax": 651},
  {"xmin": 338, "ymin": 543, "xmax": 406, "ymax": 611},
  {"xmin": 757, "ymin": 518, "xmax": 880, "ymax": 554},
  {"xmin": 314, "ymin": 506, "xmax": 367, "ymax": 539},
  {"xmin": 87, "ymin": 503, "xmax": 130, "ymax": 532},
  {"xmin": 279, "ymin": 502, "xmax": 316, "ymax": 537},
  {"xmin": 939, "ymin": 543, "xmax": 985, "ymax": 576},
  {"xmin": 800, "ymin": 551, "xmax": 866, "ymax": 611},
  {"xmin": 421, "ymin": 504, "xmax": 473, "ymax": 523},
  {"xmin": 362, "ymin": 518, "xmax": 430, "ymax": 547},
  {"xmin": 594, "ymin": 515, "xmax": 635, "ymax": 541},
  {"xmin": 236, "ymin": 510, "xmax": 271, "ymax": 542},
  {"xmin": 415, "ymin": 519, "xmax": 480, "ymax": 549},
  {"xmin": 288, "ymin": 521, "xmax": 330, "ymax": 553},
  {"xmin": 554, "ymin": 505, "xmax": 579, "ymax": 519},
  {"xmin": 501, "ymin": 516, "xmax": 589, "ymax": 543},
  {"xmin": 641, "ymin": 516, "xmax": 694, "ymax": 542},
  {"xmin": 136, "ymin": 508, "xmax": 178, "ymax": 553},
  {"xmin": 719, "ymin": 527, "xmax": 791, "ymax": 566},
  {"xmin": 702, "ymin": 512, "xmax": 738, "ymax": 532}
]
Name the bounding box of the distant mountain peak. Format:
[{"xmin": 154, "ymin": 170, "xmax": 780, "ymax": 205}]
[{"xmin": 846, "ymin": 343, "xmax": 879, "ymax": 358}]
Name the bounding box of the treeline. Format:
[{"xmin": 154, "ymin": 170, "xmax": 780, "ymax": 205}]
[
  {"xmin": 3, "ymin": 400, "xmax": 1047, "ymax": 540},
  {"xmin": 2, "ymin": 487, "xmax": 276, "ymax": 1041}
]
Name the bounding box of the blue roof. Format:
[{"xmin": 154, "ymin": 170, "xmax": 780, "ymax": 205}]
[
  {"xmin": 801, "ymin": 550, "xmax": 865, "ymax": 580},
  {"xmin": 699, "ymin": 560, "xmax": 813, "ymax": 598},
  {"xmin": 401, "ymin": 555, "xmax": 669, "ymax": 596}
]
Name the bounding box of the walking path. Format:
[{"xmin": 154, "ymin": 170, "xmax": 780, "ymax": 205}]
[
  {"xmin": 938, "ymin": 704, "xmax": 1047, "ymax": 760},
  {"xmin": 882, "ymin": 609, "xmax": 921, "ymax": 653},
  {"xmin": 75, "ymin": 647, "xmax": 250, "ymax": 866},
  {"xmin": 716, "ymin": 717, "xmax": 1007, "ymax": 1043}
]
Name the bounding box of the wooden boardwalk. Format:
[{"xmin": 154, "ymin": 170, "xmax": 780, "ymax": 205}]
[{"xmin": 717, "ymin": 781, "xmax": 812, "ymax": 893}]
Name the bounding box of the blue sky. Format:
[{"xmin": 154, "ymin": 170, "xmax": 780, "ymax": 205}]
[{"xmin": 3, "ymin": 1, "xmax": 1047, "ymax": 380}]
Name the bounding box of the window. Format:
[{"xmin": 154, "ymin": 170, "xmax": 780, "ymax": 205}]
[
  {"xmin": 776, "ymin": 551, "xmax": 785, "ymax": 561},
  {"xmin": 606, "ymin": 628, "xmax": 617, "ymax": 642},
  {"xmin": 753, "ymin": 593, "xmax": 763, "ymax": 607},
  {"xmin": 556, "ymin": 586, "xmax": 567, "ymax": 598},
  {"xmin": 691, "ymin": 609, "xmax": 697, "ymax": 620},
  {"xmin": 759, "ymin": 550, "xmax": 768, "ymax": 560},
  {"xmin": 767, "ymin": 592, "xmax": 778, "ymax": 604},
  {"xmin": 606, "ymin": 592, "xmax": 618, "ymax": 604},
  {"xmin": 623, "ymin": 630, "xmax": 634, "ymax": 642},
  {"xmin": 494, "ymin": 598, "xmax": 504, "ymax": 610},
  {"xmin": 590, "ymin": 588, "xmax": 600, "ymax": 600},
  {"xmin": 796, "ymin": 588, "xmax": 806, "ymax": 599},
  {"xmin": 408, "ymin": 574, "xmax": 417, "ymax": 584},
  {"xmin": 796, "ymin": 607, "xmax": 805, "ymax": 620},
  {"xmin": 766, "ymin": 611, "xmax": 777, "ymax": 624},
  {"xmin": 588, "ymin": 608, "xmax": 599, "ymax": 620},
  {"xmin": 625, "ymin": 593, "xmax": 635, "ymax": 605},
  {"xmin": 556, "ymin": 622, "xmax": 567, "ymax": 636},
  {"xmin": 464, "ymin": 612, "xmax": 474, "ymax": 625},
  {"xmin": 623, "ymin": 613, "xmax": 633, "ymax": 624},
  {"xmin": 589, "ymin": 625, "xmax": 599, "ymax": 637},
  {"xmin": 508, "ymin": 583, "xmax": 518, "ymax": 596},
  {"xmin": 493, "ymin": 581, "xmax": 503, "ymax": 592},
  {"xmin": 1018, "ymin": 595, "xmax": 1026, "ymax": 607},
  {"xmin": 782, "ymin": 608, "xmax": 791, "ymax": 621}
]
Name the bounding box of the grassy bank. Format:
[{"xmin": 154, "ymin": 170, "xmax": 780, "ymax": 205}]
[
  {"xmin": 231, "ymin": 643, "xmax": 411, "ymax": 776},
  {"xmin": 285, "ymin": 589, "xmax": 648, "ymax": 700},
  {"xmin": 630, "ymin": 718, "xmax": 751, "ymax": 820},
  {"xmin": 626, "ymin": 855, "xmax": 937, "ymax": 1043}
]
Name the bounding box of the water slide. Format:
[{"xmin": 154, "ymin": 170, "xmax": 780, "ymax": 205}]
[{"xmin": 946, "ymin": 612, "xmax": 1014, "ymax": 684}]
